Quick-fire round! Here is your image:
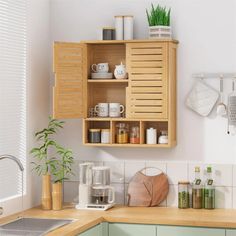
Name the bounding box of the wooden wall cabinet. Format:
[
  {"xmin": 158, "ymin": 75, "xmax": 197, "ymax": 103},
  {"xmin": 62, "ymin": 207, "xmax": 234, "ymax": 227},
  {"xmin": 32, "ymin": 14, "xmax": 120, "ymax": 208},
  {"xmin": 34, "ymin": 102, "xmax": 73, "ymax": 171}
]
[{"xmin": 53, "ymin": 40, "xmax": 178, "ymax": 148}]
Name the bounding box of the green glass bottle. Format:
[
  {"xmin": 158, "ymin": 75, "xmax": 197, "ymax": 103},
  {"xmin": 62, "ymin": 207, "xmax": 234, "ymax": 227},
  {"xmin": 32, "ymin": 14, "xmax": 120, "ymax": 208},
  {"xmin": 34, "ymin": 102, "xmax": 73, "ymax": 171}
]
[
  {"xmin": 192, "ymin": 166, "xmax": 203, "ymax": 209},
  {"xmin": 204, "ymin": 166, "xmax": 215, "ymax": 209}
]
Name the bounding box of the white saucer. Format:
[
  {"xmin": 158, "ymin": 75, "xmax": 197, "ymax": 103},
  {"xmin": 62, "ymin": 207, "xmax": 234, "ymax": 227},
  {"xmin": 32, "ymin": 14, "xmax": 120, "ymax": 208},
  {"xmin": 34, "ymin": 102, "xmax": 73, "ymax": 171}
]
[{"xmin": 91, "ymin": 72, "xmax": 113, "ymax": 79}]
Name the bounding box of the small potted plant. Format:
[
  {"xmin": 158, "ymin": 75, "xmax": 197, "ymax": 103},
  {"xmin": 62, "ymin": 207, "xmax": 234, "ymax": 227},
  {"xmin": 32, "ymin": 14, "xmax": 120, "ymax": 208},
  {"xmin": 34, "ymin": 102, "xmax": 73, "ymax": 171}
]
[
  {"xmin": 146, "ymin": 4, "xmax": 171, "ymax": 39},
  {"xmin": 30, "ymin": 117, "xmax": 74, "ymax": 210},
  {"xmin": 50, "ymin": 146, "xmax": 73, "ymax": 210}
]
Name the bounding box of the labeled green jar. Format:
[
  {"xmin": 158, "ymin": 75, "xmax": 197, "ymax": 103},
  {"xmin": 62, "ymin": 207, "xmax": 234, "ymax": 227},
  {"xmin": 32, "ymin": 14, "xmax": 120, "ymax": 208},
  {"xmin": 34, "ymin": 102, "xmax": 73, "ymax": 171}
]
[{"xmin": 178, "ymin": 181, "xmax": 190, "ymax": 209}]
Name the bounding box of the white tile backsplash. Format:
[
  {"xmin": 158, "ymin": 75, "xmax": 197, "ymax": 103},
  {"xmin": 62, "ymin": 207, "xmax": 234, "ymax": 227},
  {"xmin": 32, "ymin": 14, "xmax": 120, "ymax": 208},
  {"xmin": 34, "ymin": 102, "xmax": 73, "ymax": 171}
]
[
  {"xmin": 124, "ymin": 161, "xmax": 145, "ymax": 183},
  {"xmin": 145, "ymin": 161, "xmax": 167, "ymax": 176},
  {"xmin": 167, "ymin": 185, "xmax": 178, "ymax": 207},
  {"xmin": 215, "ymin": 186, "xmax": 232, "ymax": 209},
  {"xmin": 111, "ymin": 183, "xmax": 125, "ymax": 205},
  {"xmin": 64, "ymin": 181, "xmax": 79, "ymax": 203},
  {"xmin": 211, "ymin": 164, "xmax": 233, "ymax": 187},
  {"xmin": 74, "ymin": 160, "xmax": 235, "ymax": 209},
  {"xmin": 104, "ymin": 161, "xmax": 124, "ymax": 183},
  {"xmin": 233, "ymin": 187, "xmax": 236, "ymax": 209},
  {"xmin": 233, "ymin": 165, "xmax": 236, "ymax": 187},
  {"xmin": 167, "ymin": 162, "xmax": 188, "ymax": 185}
]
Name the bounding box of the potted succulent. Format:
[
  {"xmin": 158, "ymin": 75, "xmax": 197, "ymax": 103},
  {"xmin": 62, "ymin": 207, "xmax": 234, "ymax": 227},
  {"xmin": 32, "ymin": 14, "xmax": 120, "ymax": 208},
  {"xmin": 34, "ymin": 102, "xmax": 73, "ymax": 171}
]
[
  {"xmin": 146, "ymin": 4, "xmax": 171, "ymax": 39},
  {"xmin": 30, "ymin": 117, "xmax": 74, "ymax": 210}
]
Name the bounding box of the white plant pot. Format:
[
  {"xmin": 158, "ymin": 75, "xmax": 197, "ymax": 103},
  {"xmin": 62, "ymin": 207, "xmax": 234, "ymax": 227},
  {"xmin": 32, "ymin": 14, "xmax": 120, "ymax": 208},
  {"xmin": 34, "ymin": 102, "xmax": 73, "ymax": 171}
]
[{"xmin": 149, "ymin": 26, "xmax": 172, "ymax": 39}]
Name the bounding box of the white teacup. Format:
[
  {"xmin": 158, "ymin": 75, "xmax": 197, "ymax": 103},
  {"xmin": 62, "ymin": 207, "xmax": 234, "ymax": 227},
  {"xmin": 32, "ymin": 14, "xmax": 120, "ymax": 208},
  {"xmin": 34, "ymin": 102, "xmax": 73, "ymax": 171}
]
[
  {"xmin": 109, "ymin": 103, "xmax": 125, "ymax": 117},
  {"xmin": 95, "ymin": 103, "xmax": 109, "ymax": 117},
  {"xmin": 92, "ymin": 63, "xmax": 109, "ymax": 73}
]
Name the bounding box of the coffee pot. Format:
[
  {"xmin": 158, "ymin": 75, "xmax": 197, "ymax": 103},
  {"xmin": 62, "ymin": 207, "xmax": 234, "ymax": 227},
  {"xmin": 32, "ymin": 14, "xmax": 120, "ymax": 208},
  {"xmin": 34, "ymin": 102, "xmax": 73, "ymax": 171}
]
[{"xmin": 91, "ymin": 166, "xmax": 115, "ymax": 205}]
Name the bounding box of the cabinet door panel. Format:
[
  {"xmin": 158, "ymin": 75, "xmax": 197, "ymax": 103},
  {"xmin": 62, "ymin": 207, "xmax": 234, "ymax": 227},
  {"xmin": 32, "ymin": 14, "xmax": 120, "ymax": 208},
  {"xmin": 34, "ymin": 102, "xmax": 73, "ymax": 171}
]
[
  {"xmin": 227, "ymin": 230, "xmax": 236, "ymax": 236},
  {"xmin": 157, "ymin": 226, "xmax": 225, "ymax": 236},
  {"xmin": 109, "ymin": 223, "xmax": 156, "ymax": 236},
  {"xmin": 78, "ymin": 225, "xmax": 101, "ymax": 236},
  {"xmin": 126, "ymin": 42, "xmax": 168, "ymax": 119},
  {"xmin": 53, "ymin": 42, "xmax": 87, "ymax": 119}
]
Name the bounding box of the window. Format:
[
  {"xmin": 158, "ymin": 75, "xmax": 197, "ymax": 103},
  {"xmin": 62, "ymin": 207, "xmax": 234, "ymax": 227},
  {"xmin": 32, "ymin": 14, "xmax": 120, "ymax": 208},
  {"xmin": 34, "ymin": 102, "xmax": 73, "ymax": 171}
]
[{"xmin": 0, "ymin": 0, "xmax": 27, "ymax": 200}]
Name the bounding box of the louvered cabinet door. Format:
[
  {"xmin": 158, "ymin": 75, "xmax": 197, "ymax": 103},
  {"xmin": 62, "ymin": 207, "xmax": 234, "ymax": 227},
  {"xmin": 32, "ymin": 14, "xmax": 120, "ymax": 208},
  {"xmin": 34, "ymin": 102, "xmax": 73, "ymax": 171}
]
[
  {"xmin": 53, "ymin": 42, "xmax": 87, "ymax": 119},
  {"xmin": 126, "ymin": 43, "xmax": 168, "ymax": 119}
]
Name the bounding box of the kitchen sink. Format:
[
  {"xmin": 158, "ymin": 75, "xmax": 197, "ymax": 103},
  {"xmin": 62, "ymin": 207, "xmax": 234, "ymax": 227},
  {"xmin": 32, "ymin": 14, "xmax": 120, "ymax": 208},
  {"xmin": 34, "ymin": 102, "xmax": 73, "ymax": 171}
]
[{"xmin": 0, "ymin": 217, "xmax": 74, "ymax": 236}]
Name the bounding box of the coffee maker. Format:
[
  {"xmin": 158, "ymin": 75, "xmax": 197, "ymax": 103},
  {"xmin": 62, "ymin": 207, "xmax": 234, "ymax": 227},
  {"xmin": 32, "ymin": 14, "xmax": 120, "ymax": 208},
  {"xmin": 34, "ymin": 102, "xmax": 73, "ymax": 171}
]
[{"xmin": 76, "ymin": 164, "xmax": 115, "ymax": 211}]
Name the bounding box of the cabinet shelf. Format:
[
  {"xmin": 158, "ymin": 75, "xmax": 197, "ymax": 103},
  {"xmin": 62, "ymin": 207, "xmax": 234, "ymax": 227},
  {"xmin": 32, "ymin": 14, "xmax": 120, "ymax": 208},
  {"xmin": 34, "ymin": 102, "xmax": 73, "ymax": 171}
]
[
  {"xmin": 88, "ymin": 79, "xmax": 128, "ymax": 83},
  {"xmin": 85, "ymin": 118, "xmax": 168, "ymax": 122},
  {"xmin": 84, "ymin": 143, "xmax": 171, "ymax": 148}
]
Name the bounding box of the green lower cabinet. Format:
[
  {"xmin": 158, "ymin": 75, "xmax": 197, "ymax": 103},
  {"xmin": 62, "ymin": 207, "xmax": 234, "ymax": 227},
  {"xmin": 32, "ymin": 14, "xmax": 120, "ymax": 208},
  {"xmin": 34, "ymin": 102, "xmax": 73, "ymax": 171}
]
[
  {"xmin": 109, "ymin": 223, "xmax": 156, "ymax": 236},
  {"xmin": 157, "ymin": 226, "xmax": 225, "ymax": 236},
  {"xmin": 226, "ymin": 230, "xmax": 236, "ymax": 236},
  {"xmin": 78, "ymin": 224, "xmax": 104, "ymax": 236}
]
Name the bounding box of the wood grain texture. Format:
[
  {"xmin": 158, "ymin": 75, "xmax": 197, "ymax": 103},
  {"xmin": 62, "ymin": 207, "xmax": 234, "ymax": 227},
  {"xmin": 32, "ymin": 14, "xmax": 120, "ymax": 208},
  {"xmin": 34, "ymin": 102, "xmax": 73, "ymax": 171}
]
[
  {"xmin": 53, "ymin": 42, "xmax": 87, "ymax": 119},
  {"xmin": 126, "ymin": 42, "xmax": 168, "ymax": 120},
  {"xmin": 1, "ymin": 206, "xmax": 236, "ymax": 236}
]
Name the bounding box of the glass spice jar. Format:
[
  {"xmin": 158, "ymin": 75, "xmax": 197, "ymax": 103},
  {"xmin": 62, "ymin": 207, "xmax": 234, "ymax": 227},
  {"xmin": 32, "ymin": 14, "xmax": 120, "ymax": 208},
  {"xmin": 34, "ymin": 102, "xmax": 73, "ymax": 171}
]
[
  {"xmin": 116, "ymin": 123, "xmax": 129, "ymax": 144},
  {"xmin": 88, "ymin": 129, "xmax": 101, "ymax": 143},
  {"xmin": 178, "ymin": 181, "xmax": 190, "ymax": 209},
  {"xmin": 130, "ymin": 126, "xmax": 140, "ymax": 144}
]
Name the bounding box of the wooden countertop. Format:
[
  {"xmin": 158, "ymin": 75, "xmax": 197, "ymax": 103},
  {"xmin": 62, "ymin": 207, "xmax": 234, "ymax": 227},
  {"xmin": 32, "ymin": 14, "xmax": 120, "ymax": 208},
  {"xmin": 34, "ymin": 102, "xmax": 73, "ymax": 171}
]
[{"xmin": 1, "ymin": 205, "xmax": 236, "ymax": 235}]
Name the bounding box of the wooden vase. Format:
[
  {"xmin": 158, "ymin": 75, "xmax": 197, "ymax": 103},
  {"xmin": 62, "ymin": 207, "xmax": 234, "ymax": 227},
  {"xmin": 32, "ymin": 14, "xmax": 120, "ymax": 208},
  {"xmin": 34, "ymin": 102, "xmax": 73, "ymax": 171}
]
[
  {"xmin": 52, "ymin": 182, "xmax": 62, "ymax": 210},
  {"xmin": 42, "ymin": 174, "xmax": 52, "ymax": 210}
]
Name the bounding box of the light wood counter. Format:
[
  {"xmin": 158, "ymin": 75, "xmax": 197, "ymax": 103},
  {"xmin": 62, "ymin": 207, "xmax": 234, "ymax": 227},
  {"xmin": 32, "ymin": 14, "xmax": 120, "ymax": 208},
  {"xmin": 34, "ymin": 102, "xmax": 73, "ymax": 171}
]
[{"xmin": 1, "ymin": 205, "xmax": 236, "ymax": 235}]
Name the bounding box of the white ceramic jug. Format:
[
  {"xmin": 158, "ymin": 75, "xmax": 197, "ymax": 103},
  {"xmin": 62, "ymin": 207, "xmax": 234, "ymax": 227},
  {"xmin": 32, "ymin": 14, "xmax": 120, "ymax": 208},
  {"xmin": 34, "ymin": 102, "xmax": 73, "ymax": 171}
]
[{"xmin": 114, "ymin": 62, "xmax": 128, "ymax": 79}]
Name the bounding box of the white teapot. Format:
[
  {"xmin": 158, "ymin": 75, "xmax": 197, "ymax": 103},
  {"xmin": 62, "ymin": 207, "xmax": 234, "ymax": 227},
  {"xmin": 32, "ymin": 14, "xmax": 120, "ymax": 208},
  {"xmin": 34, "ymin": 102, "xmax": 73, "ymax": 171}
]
[{"xmin": 114, "ymin": 62, "xmax": 128, "ymax": 80}]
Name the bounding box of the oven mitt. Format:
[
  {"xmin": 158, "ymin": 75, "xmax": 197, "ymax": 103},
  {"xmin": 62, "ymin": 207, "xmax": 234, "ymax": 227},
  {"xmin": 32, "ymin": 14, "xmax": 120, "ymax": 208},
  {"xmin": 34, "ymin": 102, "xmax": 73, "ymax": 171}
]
[{"xmin": 186, "ymin": 80, "xmax": 219, "ymax": 117}]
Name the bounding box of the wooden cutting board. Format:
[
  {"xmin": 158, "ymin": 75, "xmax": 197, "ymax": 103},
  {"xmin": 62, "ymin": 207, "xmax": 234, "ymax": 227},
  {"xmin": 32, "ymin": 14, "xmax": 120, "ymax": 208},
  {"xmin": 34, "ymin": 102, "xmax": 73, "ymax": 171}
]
[{"xmin": 127, "ymin": 169, "xmax": 169, "ymax": 207}]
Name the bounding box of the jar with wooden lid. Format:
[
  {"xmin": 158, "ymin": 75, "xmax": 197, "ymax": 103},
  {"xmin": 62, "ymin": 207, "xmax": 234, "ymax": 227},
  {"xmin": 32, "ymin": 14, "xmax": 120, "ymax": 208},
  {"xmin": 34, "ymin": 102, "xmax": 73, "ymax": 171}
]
[
  {"xmin": 130, "ymin": 126, "xmax": 140, "ymax": 144},
  {"xmin": 88, "ymin": 129, "xmax": 101, "ymax": 143},
  {"xmin": 178, "ymin": 181, "xmax": 190, "ymax": 209},
  {"xmin": 116, "ymin": 123, "xmax": 129, "ymax": 144}
]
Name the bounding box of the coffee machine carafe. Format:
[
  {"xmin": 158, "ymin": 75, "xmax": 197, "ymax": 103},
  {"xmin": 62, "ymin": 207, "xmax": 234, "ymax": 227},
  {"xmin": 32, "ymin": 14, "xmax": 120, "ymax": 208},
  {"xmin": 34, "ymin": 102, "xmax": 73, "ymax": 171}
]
[{"xmin": 91, "ymin": 166, "xmax": 115, "ymax": 209}]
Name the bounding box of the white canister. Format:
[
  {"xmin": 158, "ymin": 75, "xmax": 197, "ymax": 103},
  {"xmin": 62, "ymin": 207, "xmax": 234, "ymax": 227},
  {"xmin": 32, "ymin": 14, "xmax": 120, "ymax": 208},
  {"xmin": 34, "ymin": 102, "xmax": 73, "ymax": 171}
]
[
  {"xmin": 101, "ymin": 129, "xmax": 110, "ymax": 144},
  {"xmin": 115, "ymin": 16, "xmax": 124, "ymax": 40},
  {"xmin": 146, "ymin": 128, "xmax": 157, "ymax": 144},
  {"xmin": 124, "ymin": 15, "xmax": 134, "ymax": 40}
]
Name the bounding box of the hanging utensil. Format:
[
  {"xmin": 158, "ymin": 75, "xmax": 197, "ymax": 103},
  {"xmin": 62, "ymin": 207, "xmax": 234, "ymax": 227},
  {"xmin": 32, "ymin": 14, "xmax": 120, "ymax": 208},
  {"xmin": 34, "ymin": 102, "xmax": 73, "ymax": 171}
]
[
  {"xmin": 227, "ymin": 79, "xmax": 236, "ymax": 135},
  {"xmin": 216, "ymin": 76, "xmax": 227, "ymax": 116}
]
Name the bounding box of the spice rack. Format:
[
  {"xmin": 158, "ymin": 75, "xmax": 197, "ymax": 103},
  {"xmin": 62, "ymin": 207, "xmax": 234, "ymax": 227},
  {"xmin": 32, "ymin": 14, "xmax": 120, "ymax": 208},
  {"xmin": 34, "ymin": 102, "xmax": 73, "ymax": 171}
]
[
  {"xmin": 83, "ymin": 118, "xmax": 170, "ymax": 147},
  {"xmin": 53, "ymin": 39, "xmax": 178, "ymax": 148}
]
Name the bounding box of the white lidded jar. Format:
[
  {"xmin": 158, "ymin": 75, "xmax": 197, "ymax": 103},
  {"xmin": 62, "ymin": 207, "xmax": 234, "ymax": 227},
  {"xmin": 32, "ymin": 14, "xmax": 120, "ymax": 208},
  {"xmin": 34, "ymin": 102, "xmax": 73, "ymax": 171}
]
[
  {"xmin": 146, "ymin": 128, "xmax": 157, "ymax": 144},
  {"xmin": 115, "ymin": 16, "xmax": 124, "ymax": 40},
  {"xmin": 124, "ymin": 15, "xmax": 134, "ymax": 40}
]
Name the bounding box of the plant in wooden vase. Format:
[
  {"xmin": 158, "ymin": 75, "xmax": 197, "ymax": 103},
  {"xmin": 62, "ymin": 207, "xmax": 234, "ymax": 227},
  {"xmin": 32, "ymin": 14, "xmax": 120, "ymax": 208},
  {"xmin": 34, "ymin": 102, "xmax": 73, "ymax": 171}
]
[
  {"xmin": 146, "ymin": 4, "xmax": 171, "ymax": 39},
  {"xmin": 30, "ymin": 117, "xmax": 73, "ymax": 210},
  {"xmin": 50, "ymin": 146, "xmax": 73, "ymax": 210}
]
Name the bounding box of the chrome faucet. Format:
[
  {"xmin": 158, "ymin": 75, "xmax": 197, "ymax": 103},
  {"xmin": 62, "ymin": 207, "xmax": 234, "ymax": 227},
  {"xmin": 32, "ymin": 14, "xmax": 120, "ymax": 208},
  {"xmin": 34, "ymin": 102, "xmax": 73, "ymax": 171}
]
[
  {"xmin": 0, "ymin": 154, "xmax": 24, "ymax": 215},
  {"xmin": 0, "ymin": 154, "xmax": 24, "ymax": 172}
]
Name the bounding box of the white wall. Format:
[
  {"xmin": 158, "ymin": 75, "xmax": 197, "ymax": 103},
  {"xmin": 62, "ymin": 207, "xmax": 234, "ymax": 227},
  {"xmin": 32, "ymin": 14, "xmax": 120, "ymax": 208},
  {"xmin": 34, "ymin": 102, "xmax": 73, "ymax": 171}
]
[
  {"xmin": 50, "ymin": 0, "xmax": 236, "ymax": 164},
  {"xmin": 27, "ymin": 0, "xmax": 51, "ymax": 208}
]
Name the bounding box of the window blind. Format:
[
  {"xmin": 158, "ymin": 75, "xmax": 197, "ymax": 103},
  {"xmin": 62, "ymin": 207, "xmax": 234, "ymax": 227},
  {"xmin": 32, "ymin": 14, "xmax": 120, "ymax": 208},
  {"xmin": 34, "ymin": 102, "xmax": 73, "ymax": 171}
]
[{"xmin": 0, "ymin": 0, "xmax": 27, "ymax": 200}]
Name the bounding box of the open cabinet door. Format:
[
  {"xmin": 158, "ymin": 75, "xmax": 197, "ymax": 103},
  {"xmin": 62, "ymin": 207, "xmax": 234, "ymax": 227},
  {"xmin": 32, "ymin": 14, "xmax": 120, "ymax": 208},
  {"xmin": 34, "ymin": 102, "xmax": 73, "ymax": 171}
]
[{"xmin": 53, "ymin": 42, "xmax": 87, "ymax": 119}]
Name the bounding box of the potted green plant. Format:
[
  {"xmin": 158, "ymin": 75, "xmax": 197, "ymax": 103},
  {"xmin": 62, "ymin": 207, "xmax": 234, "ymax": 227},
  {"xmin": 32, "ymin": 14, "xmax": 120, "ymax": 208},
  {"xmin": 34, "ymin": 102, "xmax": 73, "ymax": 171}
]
[
  {"xmin": 50, "ymin": 146, "xmax": 73, "ymax": 210},
  {"xmin": 146, "ymin": 4, "xmax": 171, "ymax": 39},
  {"xmin": 30, "ymin": 116, "xmax": 74, "ymax": 210}
]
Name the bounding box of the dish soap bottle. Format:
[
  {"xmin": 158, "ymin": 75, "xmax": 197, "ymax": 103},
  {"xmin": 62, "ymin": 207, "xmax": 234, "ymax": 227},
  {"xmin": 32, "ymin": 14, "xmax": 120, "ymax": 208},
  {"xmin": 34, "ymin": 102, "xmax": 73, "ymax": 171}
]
[
  {"xmin": 204, "ymin": 166, "xmax": 215, "ymax": 209},
  {"xmin": 192, "ymin": 166, "xmax": 203, "ymax": 209}
]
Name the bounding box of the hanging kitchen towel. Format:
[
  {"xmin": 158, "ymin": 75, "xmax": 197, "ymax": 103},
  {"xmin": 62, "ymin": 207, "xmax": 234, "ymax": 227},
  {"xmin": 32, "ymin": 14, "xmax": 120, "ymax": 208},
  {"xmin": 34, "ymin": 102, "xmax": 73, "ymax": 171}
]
[
  {"xmin": 186, "ymin": 80, "xmax": 219, "ymax": 117},
  {"xmin": 127, "ymin": 167, "xmax": 169, "ymax": 207}
]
